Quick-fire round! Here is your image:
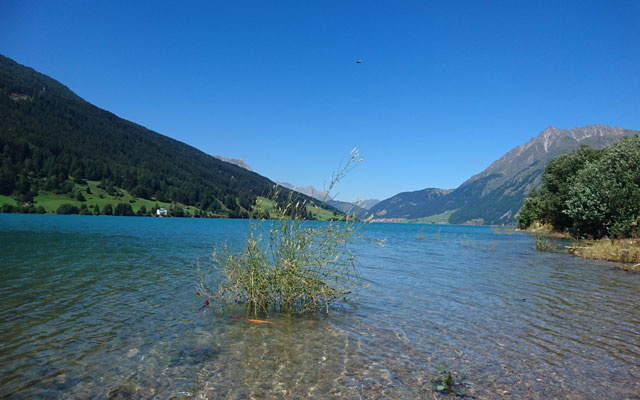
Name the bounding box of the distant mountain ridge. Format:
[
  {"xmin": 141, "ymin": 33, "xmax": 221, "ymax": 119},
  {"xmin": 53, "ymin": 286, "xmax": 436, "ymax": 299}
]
[
  {"xmin": 370, "ymin": 124, "xmax": 639, "ymax": 225},
  {"xmin": 359, "ymin": 199, "xmax": 380, "ymax": 210},
  {"xmin": 213, "ymin": 156, "xmax": 252, "ymax": 171},
  {"xmin": 276, "ymin": 181, "xmax": 381, "ymax": 217},
  {"xmin": 464, "ymin": 125, "xmax": 632, "ymax": 193},
  {"xmin": 277, "ymin": 182, "xmax": 330, "ymax": 202},
  {"xmin": 371, "ymin": 188, "xmax": 452, "ymax": 219},
  {"xmin": 325, "ymin": 200, "xmax": 370, "ymax": 219}
]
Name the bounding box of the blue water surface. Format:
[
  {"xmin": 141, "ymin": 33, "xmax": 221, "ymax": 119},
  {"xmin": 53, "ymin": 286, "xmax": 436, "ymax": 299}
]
[{"xmin": 1, "ymin": 214, "xmax": 639, "ymax": 399}]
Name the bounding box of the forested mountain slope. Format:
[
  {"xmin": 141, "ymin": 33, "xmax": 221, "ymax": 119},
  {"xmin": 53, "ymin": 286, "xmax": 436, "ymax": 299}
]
[{"xmin": 0, "ymin": 54, "xmax": 327, "ymax": 217}]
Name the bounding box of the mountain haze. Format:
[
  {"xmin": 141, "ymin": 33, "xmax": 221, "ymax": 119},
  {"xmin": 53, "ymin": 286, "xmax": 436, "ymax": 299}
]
[
  {"xmin": 276, "ymin": 182, "xmax": 378, "ymax": 218},
  {"xmin": 276, "ymin": 182, "xmax": 329, "ymax": 202},
  {"xmin": 325, "ymin": 200, "xmax": 369, "ymax": 219},
  {"xmin": 359, "ymin": 199, "xmax": 381, "ymax": 210},
  {"xmin": 370, "ymin": 125, "xmax": 639, "ymax": 225}
]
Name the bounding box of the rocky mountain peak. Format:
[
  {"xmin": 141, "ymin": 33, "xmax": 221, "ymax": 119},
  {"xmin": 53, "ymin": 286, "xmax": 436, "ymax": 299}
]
[
  {"xmin": 276, "ymin": 182, "xmax": 331, "ymax": 202},
  {"xmin": 539, "ymin": 126, "xmax": 561, "ymax": 152},
  {"xmin": 480, "ymin": 124, "xmax": 627, "ymax": 178},
  {"xmin": 213, "ymin": 156, "xmax": 253, "ymax": 171}
]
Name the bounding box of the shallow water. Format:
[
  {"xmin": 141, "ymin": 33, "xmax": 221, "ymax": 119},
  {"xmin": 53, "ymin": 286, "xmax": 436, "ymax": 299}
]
[{"xmin": 0, "ymin": 214, "xmax": 639, "ymax": 399}]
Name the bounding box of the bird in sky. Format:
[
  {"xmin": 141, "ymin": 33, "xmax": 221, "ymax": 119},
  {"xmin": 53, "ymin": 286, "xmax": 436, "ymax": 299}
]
[{"xmin": 356, "ymin": 59, "xmax": 362, "ymax": 64}]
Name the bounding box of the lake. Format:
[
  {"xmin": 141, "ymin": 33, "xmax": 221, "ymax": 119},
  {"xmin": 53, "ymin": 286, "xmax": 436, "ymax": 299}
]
[{"xmin": 1, "ymin": 214, "xmax": 639, "ymax": 399}]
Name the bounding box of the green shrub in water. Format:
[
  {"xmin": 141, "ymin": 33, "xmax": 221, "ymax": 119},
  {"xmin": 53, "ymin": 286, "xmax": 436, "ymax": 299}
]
[
  {"xmin": 434, "ymin": 366, "xmax": 453, "ymax": 393},
  {"xmin": 198, "ymin": 149, "xmax": 376, "ymax": 316},
  {"xmin": 535, "ymin": 233, "xmax": 555, "ymax": 252},
  {"xmin": 432, "ymin": 366, "xmax": 470, "ymax": 396}
]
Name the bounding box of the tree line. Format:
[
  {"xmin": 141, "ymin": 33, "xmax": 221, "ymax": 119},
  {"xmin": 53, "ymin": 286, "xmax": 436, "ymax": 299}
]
[{"xmin": 517, "ymin": 136, "xmax": 640, "ymax": 239}]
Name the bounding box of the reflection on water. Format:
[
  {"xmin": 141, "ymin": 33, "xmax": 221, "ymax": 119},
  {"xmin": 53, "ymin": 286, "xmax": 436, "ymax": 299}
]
[{"xmin": 0, "ymin": 215, "xmax": 639, "ymax": 399}]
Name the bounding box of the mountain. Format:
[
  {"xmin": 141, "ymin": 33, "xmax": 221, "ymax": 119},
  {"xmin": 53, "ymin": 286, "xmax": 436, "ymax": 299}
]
[
  {"xmin": 326, "ymin": 200, "xmax": 369, "ymax": 219},
  {"xmin": 213, "ymin": 156, "xmax": 252, "ymax": 171},
  {"xmin": 369, "ymin": 188, "xmax": 453, "ymax": 220},
  {"xmin": 370, "ymin": 125, "xmax": 639, "ymax": 225},
  {"xmin": 277, "ymin": 181, "xmax": 378, "ymax": 218},
  {"xmin": 359, "ymin": 199, "xmax": 380, "ymax": 210},
  {"xmin": 277, "ymin": 182, "xmax": 330, "ymax": 202},
  {"xmin": 0, "ymin": 54, "xmax": 331, "ymax": 217}
]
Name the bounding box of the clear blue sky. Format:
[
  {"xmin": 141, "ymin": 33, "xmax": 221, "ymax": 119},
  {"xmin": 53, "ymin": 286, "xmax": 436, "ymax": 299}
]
[{"xmin": 2, "ymin": 1, "xmax": 639, "ymax": 201}]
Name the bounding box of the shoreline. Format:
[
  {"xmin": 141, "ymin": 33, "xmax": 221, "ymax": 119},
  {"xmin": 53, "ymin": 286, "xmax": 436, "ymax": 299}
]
[{"xmin": 523, "ymin": 225, "xmax": 640, "ymax": 271}]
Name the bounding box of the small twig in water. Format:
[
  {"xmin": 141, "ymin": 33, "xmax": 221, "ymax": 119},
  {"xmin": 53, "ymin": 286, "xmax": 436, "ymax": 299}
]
[
  {"xmin": 229, "ymin": 315, "xmax": 288, "ymax": 326},
  {"xmin": 196, "ymin": 292, "xmax": 210, "ymax": 311}
]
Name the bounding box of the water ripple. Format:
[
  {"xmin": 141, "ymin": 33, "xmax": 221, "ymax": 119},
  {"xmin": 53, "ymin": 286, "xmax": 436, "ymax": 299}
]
[{"xmin": 1, "ymin": 216, "xmax": 639, "ymax": 398}]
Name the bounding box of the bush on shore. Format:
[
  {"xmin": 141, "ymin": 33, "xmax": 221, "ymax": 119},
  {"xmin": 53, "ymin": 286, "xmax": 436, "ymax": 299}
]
[{"xmin": 518, "ymin": 137, "xmax": 640, "ymax": 240}]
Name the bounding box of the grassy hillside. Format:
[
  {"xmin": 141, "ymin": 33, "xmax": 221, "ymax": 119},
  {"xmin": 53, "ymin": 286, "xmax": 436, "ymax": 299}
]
[
  {"xmin": 409, "ymin": 210, "xmax": 456, "ymax": 224},
  {"xmin": 254, "ymin": 196, "xmax": 344, "ymax": 221},
  {"xmin": 1, "ymin": 179, "xmax": 213, "ymax": 217}
]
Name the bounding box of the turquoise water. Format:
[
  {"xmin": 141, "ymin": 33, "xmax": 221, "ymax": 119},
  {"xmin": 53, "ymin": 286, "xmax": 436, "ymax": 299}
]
[{"xmin": 0, "ymin": 214, "xmax": 639, "ymax": 399}]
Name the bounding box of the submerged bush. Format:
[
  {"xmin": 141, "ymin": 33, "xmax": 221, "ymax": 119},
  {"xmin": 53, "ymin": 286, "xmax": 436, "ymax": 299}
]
[
  {"xmin": 198, "ymin": 149, "xmax": 375, "ymax": 315},
  {"xmin": 433, "ymin": 366, "xmax": 453, "ymax": 394},
  {"xmin": 534, "ymin": 233, "xmax": 555, "ymax": 252}
]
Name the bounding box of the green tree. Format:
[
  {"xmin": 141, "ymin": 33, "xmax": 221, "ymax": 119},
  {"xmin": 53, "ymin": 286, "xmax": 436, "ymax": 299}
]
[
  {"xmin": 0, "ymin": 161, "xmax": 16, "ymax": 195},
  {"xmin": 516, "ymin": 190, "xmax": 542, "ymax": 229},
  {"xmin": 208, "ymin": 199, "xmax": 221, "ymax": 212},
  {"xmin": 170, "ymin": 204, "xmax": 185, "ymax": 217},
  {"xmin": 57, "ymin": 203, "xmax": 79, "ymax": 215},
  {"xmin": 224, "ymin": 194, "xmax": 237, "ymax": 210},
  {"xmin": 59, "ymin": 180, "xmax": 74, "ymax": 194},
  {"xmin": 566, "ymin": 137, "xmax": 640, "ymax": 238},
  {"xmin": 1, "ymin": 204, "xmax": 16, "ymax": 213},
  {"xmin": 517, "ymin": 145, "xmax": 602, "ymax": 230},
  {"xmin": 114, "ymin": 202, "xmax": 134, "ymax": 216},
  {"xmin": 102, "ymin": 203, "xmax": 113, "ymax": 216},
  {"xmin": 16, "ymin": 174, "xmax": 30, "ymax": 195},
  {"xmin": 539, "ymin": 145, "xmax": 602, "ymax": 230}
]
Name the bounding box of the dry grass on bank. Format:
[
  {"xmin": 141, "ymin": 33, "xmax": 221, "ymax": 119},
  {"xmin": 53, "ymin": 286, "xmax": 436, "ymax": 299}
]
[
  {"xmin": 523, "ymin": 223, "xmax": 640, "ymax": 270},
  {"xmin": 523, "ymin": 223, "xmax": 571, "ymax": 239},
  {"xmin": 568, "ymin": 239, "xmax": 640, "ymax": 270}
]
